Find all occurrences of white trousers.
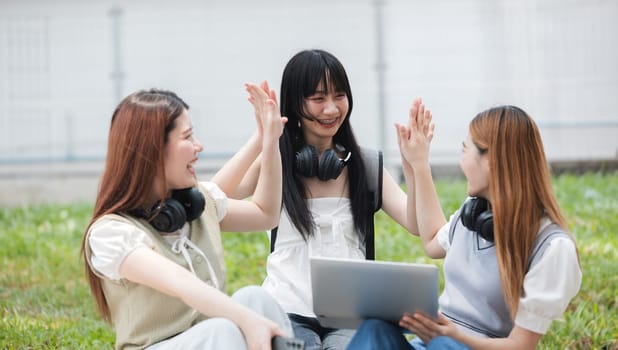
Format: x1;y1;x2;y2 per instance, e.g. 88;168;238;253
148;285;292;350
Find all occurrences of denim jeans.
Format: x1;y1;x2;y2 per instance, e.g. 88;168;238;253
346;319;470;350
289;313;355;350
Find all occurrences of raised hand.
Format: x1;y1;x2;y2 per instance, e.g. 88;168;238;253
245;81;287;142
395;97;434;170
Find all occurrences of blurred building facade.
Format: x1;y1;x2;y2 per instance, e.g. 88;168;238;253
1;0;617;170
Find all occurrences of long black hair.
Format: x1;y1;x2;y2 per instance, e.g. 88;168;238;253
279;49;372;243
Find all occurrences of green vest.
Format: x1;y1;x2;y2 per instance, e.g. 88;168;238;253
84;184;226;350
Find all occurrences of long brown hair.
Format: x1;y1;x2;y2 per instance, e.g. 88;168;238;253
469;105;572;319
80;89;188;322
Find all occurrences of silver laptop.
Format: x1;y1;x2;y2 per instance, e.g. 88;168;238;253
310;256;439;329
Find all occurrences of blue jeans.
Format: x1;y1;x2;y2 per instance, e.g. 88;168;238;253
346;319;470;350
289;314;355;350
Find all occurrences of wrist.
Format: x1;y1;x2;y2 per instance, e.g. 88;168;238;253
411;162;431;175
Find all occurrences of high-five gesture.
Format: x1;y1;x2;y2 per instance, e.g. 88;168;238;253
245;81;286;143
395;97;445;259
395;97;435;169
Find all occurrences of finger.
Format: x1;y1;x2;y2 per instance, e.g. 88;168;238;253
414;312;441;337
395;123;404;147
246;82;259;92
409;103;418;128
270;89;278;104
416;103;425;130
399;313;415;327
436;312;449;324
261;80;269;93
261;81;276;102
401;315;430;339
395;124;409;147
246;83;269;100
423;109;432;134
412;97;422;110
428;123;435;142
248;96;256;106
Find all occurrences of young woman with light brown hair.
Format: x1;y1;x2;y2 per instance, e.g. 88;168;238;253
80;86;293;350
347;103;582;350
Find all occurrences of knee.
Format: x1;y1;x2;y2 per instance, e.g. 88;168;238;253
191;318;246;349
232;285;292;334
357;318;398;335
232;285;281;312
348;319;403;349
206;318;243;338
232;285;269;304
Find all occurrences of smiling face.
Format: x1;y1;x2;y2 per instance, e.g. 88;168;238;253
301;79;349;148
162;110;203;192
460;133;490;200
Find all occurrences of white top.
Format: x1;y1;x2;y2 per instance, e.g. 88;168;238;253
88;181;227;284
262;197;364;317
436;215;582;335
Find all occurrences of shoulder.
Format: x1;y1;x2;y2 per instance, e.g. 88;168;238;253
517;222;581;333
530;219;576;264
90;213;138;232
88;214;155;280
198;181;225;199
199;181;228;222
89;213;152;242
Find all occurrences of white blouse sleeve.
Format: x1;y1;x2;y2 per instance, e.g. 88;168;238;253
515;237;582;334
436;212;458;252
200;181;228;222
88;220;154;281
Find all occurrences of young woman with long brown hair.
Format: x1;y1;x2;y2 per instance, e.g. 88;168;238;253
347;103;582;349
80;86;293;350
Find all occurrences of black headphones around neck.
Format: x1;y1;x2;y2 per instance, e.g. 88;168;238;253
295;144;351;181
460;197;494;242
132;187;205;233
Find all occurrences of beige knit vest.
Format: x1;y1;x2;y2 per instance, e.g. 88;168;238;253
84;184;226;350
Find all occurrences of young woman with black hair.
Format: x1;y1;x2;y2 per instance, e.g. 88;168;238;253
216;49;424;350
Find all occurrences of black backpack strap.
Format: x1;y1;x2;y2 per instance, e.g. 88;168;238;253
360;148;383;213
360;148;383;260
270;227;278;253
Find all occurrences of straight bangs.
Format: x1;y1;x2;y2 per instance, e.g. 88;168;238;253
281;50;354;125
301;51;353;118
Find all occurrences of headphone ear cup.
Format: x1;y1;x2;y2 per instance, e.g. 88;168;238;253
151;199;187;232
461;197;494;242
318;149;345;181
295;145;319;177
173;187;206;222
475;210;494;242
461;197;487;231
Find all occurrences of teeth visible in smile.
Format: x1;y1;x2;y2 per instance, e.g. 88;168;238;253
318;118;336;125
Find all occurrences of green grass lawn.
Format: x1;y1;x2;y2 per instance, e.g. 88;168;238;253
1;173;616;349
